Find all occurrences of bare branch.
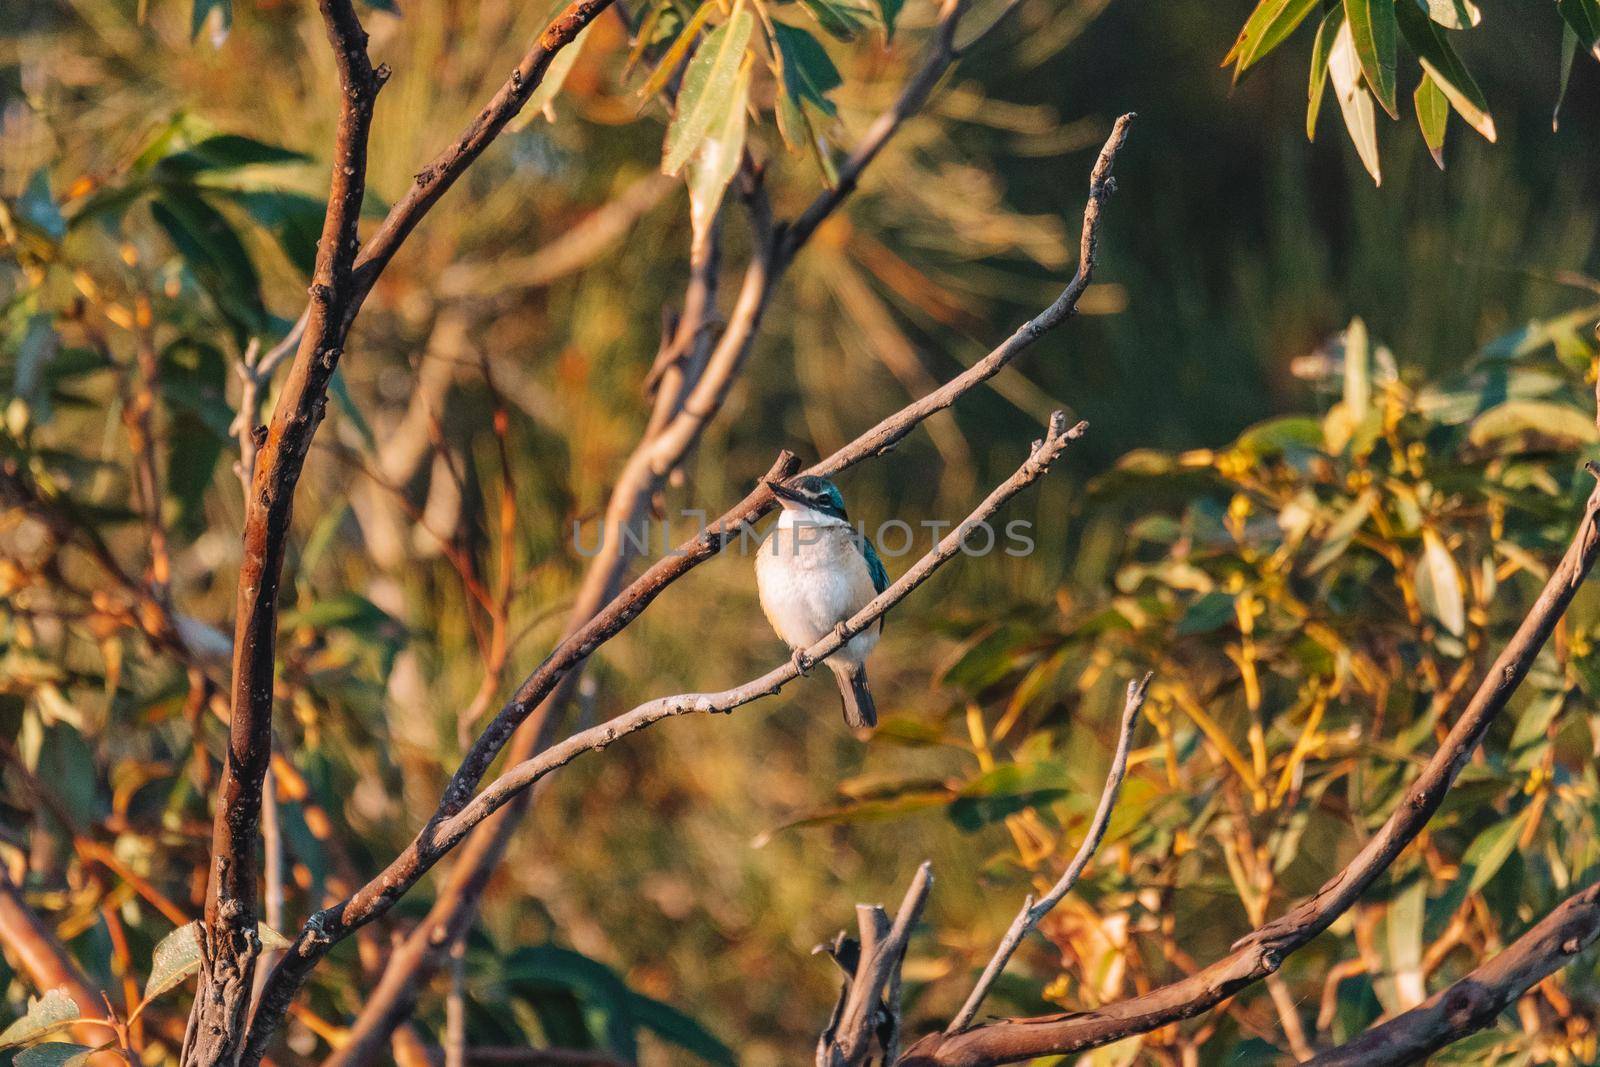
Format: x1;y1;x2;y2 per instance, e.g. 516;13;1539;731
332;415;1082;933
257;108;1132;1059
349;0;616;296
900;467;1600;1065
945;674;1149;1034
824;863;935;1066
190;0;388;1056
1307;880;1600;1067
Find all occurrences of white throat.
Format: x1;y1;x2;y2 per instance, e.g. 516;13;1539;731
777;505;848;529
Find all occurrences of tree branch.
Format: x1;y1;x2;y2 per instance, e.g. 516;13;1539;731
900;466;1600;1065
252;107;1131;1060
190;0;386;1058
1307;880;1600;1067
348;0;616;297
822;862;935;1067
945;673;1148;1034
251;413;1083;1053
0;866;106;1026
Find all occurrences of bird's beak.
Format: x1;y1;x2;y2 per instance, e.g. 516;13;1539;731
764;478;805;508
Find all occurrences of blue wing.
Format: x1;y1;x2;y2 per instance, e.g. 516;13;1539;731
858;534;890;594
856;535;889;633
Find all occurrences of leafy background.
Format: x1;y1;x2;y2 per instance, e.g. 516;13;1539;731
3;0;1600;1063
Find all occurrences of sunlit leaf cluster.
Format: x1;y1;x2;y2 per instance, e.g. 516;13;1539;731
1228;0;1600;183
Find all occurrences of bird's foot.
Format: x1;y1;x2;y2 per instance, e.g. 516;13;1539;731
833;622;853;643
791;648;814;676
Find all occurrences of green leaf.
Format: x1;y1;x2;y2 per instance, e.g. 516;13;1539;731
626;992;735;1066
1226;0;1321;80
1555;25;1578;132
947;762;1072;832
1343;315;1370;417
1237;416;1325;457
155;134;309;174
1395;0;1496;141
14;1044;104;1067
144;922;204;1003
1343;0;1398;117
1419;0;1480;28
1414;69;1448;169
1416;528;1465;637
941;624;1036;692
1306;5;1345;140
686;61;749;239
0;988;80;1049
874;0;903;39
1328;18;1382;185
223;190;325;276
1557;0;1600;47
1177;592;1236;636
143;921;291;1005
802;0;872;40
1380;873;1426;1012
160;339;229;541
280;593;400;635
18;170;67;242
636;0;719;104
1461;811;1528;896
661;9;754;175
190;0;231;41
773;23;842;114
150;192;267;340
1466;399;1600;453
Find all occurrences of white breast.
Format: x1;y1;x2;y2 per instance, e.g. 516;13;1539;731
756;522;881;664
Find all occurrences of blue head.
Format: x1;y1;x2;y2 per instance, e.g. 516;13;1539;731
767;475;849;522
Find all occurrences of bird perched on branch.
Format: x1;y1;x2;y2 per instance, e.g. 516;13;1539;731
757;475;889;734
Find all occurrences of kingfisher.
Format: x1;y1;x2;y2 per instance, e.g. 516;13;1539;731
756;475;889;734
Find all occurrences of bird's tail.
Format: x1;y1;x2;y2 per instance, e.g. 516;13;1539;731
830;661;877;733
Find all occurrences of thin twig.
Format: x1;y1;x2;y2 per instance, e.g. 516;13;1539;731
945;674;1149;1034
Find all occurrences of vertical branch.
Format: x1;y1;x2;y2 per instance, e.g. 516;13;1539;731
192;0;386;1061
124;316;172;607
445;938;467;1067
821;863;934;1067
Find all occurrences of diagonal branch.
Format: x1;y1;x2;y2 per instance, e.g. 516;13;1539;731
251;108;1132;1059
389;413;1083;870
348;0;615;298
945;673;1148;1034
0;866;107;1031
268;412;1080;1016
1307;879;1600;1067
899;465;1600;1066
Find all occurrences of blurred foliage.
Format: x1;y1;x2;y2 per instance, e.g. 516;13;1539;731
2;0;1600;1063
